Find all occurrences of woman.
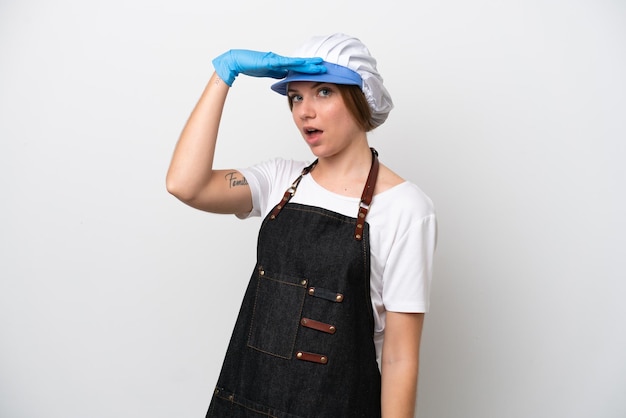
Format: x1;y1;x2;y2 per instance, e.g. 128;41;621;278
167;33;437;418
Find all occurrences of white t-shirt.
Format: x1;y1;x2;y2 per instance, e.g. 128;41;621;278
238;158;437;363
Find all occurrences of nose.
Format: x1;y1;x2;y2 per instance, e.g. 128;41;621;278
297;98;316;120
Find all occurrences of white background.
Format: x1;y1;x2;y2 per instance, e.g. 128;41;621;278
1;1;625;417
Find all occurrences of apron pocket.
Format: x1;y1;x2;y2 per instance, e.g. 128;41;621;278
247;267;307;359
208;387;279;417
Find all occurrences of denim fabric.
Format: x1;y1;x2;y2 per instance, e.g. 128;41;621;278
206;203;381;418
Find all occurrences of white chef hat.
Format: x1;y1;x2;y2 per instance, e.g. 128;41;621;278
271;33;394;128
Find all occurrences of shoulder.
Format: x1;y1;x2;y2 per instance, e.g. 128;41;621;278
373;163;434;217
240;157;310;187
373;163;404;195
369;177;436;239
373;181;434;220
243;157;309;178
237;157;312;218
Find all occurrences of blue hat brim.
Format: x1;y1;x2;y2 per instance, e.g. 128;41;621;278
271;61;362;95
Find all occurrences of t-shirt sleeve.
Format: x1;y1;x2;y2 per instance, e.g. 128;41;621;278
382;212;437;313
236;158;308;220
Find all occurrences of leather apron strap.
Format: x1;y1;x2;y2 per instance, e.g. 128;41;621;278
269;147;380;241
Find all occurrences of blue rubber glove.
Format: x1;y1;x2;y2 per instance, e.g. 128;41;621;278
212;49;326;86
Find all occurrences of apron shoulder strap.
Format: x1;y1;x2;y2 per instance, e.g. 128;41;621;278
269;159;318;220
269;148;380;242
354;148;379;240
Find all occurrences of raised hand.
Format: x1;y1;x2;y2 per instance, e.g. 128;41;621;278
212;49;326;86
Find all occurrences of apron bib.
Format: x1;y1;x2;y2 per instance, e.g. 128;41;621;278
207;149;381;418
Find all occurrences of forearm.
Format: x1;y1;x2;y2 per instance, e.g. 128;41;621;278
381;359;419;418
166;72;230;201
380;312;424;418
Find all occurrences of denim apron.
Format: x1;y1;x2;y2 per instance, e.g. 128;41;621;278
206;149;381;418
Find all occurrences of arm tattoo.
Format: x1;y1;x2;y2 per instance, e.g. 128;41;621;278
225;172;248;188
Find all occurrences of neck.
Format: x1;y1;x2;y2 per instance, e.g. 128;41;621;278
315;140;372;175
310;144;375;197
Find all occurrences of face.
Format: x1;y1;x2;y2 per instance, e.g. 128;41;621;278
287;81;366;158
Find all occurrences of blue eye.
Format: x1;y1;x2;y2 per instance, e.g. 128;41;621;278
318;88;331;97
289;94;303;103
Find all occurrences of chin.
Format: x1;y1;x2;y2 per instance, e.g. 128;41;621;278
306;144;328;158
